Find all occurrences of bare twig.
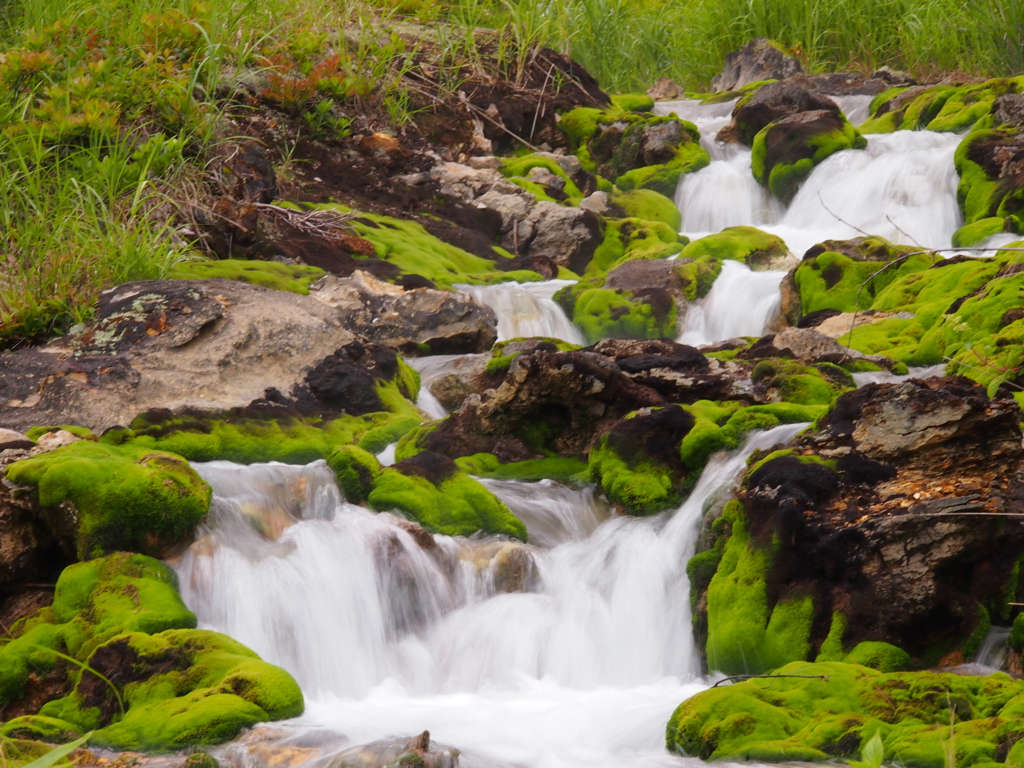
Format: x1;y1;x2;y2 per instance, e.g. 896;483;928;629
253;203;359;241
711;673;829;688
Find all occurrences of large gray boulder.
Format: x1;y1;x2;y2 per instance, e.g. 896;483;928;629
711;38;802;93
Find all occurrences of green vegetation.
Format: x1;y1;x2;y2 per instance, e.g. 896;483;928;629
0;553;303;752
368;464;528;540
667;660;1024;767
6;442;211;559
169;260;327;294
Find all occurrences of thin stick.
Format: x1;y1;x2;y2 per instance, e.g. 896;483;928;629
711;673;828;688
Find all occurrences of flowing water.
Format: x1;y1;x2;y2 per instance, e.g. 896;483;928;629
176;425;806;768
660;98;966;343
456;280;585;345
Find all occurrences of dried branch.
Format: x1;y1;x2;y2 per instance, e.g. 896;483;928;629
711;673;829;688
253;203;359;242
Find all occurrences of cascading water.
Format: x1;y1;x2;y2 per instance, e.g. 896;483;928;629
175;424;806;768
456;280;585;345
660;97;967;344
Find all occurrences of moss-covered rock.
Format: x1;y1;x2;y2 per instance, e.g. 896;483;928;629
367;452;527;540
6;443;211;560
561;285;678;344
100;348;424;464
955;128;1024;226
667;660;1024;767
559;104;709;195
609;189;683;231
750;359;853;405
587;217;688;275
751;110;867;203
680;226;792;271
860;77;1024;135
453;453;589;484
951;217;1018;247
0;553;303;752
326;445;382;504
169;260;326;294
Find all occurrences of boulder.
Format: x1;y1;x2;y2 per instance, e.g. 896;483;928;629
711;38;802;93
308;271;498;355
719;80;840;146
691;377;1024;675
425;354;492;412
751;109;867;203
518;201;604;273
955;126;1024;225
647;77;686;101
767;327;897;369
0;280;360;432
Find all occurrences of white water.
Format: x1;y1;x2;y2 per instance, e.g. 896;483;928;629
176;424;806;768
406;354;484;420
678;260;785;345
653;96;968;350
457;280;585;345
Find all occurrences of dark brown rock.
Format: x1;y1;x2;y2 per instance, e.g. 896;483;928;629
720;80;840;146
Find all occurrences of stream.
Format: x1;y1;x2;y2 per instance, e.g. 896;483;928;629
169;98;1000;768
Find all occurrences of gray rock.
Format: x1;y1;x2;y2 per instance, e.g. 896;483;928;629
648;77;686;100
0;428;33;451
578;191;620;217
0;279;357;432
711;38;802;93
772;326;897;369
309;271;498;356
519;202;604;273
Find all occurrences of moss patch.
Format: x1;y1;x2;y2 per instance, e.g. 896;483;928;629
6;443;211;560
667;660;1024;767
680;226;790;269
168;259;326;294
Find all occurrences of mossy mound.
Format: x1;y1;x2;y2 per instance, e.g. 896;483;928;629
680;226;791;270
0;737;56;767
325;444;381;504
486;337;584;376
6;442;211;560
559;104;710;195
751;111;867;203
169;259;326;294
609;189;683;231
588;217;688;275
952;217;1019;247
560;285;678;344
860;77;1024;134
667;660;1024;767
366;452;527;540
751;359;853;405
0;553;303;752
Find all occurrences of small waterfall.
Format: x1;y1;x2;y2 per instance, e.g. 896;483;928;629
678;260;785;346
675;151;783;235
974;627;1012;671
406;354;482;420
176;424;806;768
769;130;963;255
457;280;585;344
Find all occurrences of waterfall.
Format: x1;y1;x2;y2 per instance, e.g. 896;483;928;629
457;280;585;345
175;424;806;768
678;260;785;345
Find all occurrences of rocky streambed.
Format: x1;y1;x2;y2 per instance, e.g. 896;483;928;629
3;35;1024;768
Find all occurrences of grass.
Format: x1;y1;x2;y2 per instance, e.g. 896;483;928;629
0;0;1020;349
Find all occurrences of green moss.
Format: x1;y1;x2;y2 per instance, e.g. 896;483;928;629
679;226;790;269
367;467;527;541
751;359;852;406
24;425;95;441
101;375;423;464
704;500;772;674
6;443;211;560
587;217;686;274
611;93;655;112
588;433;680;516
614;139;710;197
1010;613;1024;653
846;641;912;672
761;595;815;672
667;660;1024;767
815;611;848;662
326;445;381;504
501;154;584;204
610;188;682;230
956;129;1024;226
0;738;54;768
751;114;867;203
454;453;589;484
952;217;1011;247
168;259;326;294
568;286;677;344
0;553;303;753
963;606;992;661
280;202;541;287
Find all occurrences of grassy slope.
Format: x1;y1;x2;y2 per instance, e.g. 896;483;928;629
0;0;1021;350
